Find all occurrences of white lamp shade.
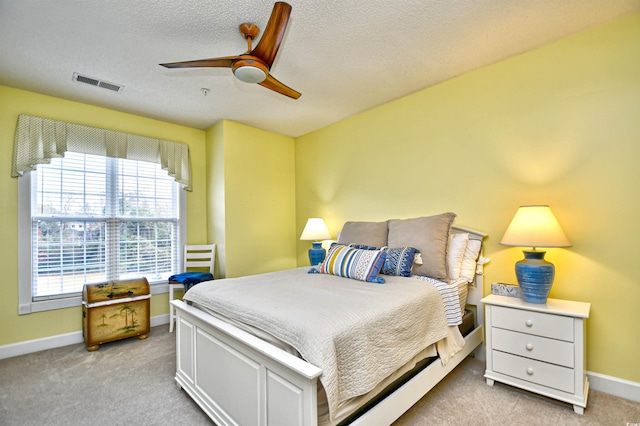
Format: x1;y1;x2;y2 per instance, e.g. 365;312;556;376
500;205;571;248
300;218;331;241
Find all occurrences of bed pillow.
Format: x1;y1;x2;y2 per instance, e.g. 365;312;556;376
319;244;387;283
460;239;482;282
387;212;456;280
447;232;469;282
337;221;388;247
352;244;419;277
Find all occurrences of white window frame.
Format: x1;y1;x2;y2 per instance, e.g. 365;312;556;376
17;164;187;315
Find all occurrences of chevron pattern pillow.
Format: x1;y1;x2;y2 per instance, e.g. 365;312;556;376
381;246;419;277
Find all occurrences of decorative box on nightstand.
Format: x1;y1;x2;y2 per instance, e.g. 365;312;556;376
481;294;591;414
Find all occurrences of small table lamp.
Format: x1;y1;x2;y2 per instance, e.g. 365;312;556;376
500;205;571;303
300;218;332;265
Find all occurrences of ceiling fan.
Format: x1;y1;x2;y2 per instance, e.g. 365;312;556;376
160;2;300;99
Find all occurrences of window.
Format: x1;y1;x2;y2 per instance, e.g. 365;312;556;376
18;151;185;314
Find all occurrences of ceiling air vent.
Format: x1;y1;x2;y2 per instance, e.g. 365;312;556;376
73;73;124;92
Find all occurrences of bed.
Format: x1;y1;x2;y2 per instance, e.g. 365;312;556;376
171;214;487;426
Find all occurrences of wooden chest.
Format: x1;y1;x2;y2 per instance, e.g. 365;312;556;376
82;278;151;351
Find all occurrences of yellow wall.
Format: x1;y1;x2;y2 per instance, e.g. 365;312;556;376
205;121;227;277
208;120;297;278
295;14;640;383
0;85;208;345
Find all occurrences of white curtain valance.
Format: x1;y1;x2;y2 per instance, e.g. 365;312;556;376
11;114;192;191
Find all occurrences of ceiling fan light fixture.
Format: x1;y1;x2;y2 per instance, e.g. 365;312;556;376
233;65;267;83
160;2;299;98
232;58;269;84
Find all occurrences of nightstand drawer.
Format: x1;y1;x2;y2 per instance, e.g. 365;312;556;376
492;350;574;393
492;306;574;341
492;328;574;367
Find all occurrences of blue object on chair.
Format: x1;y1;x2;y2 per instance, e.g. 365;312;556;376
168;272;213;291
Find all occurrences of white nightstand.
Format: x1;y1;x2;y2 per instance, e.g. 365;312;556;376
482;294;591;414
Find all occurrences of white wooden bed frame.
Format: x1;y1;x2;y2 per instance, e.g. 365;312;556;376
171;225;487;426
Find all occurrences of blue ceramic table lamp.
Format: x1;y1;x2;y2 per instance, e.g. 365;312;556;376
300;218;332;266
500;205;571;304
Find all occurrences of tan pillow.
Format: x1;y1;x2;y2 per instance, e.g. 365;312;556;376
387;212;456;280
337;221;388;247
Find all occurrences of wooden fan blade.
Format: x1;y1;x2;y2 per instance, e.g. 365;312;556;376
259;74;301;99
250;2;292;67
160;56;240;68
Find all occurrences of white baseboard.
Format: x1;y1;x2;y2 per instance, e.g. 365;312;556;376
587;370;640;403
1;317;638;405
0;314;170;360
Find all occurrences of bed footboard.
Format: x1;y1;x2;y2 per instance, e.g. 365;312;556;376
172;300;322;426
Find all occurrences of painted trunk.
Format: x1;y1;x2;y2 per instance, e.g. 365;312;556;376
82;278;151;351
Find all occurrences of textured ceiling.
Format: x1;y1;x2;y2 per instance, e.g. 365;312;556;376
1;1;639;137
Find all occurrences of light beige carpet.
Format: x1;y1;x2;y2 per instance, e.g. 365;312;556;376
0;325;638;425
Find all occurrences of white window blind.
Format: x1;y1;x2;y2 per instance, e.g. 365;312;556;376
29;151;180;302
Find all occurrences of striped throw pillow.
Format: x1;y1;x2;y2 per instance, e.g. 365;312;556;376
320;244;387;283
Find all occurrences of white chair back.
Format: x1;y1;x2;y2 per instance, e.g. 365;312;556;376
183;244;215;274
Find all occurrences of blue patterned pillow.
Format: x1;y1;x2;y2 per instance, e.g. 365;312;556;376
319;244;387;283
351;244;419;277
382;246;419;277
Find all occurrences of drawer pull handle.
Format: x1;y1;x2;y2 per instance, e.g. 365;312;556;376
526;367;534;375
526;343;533;351
525;319;533;327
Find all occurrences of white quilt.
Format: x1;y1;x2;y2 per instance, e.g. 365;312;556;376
184;267;449;421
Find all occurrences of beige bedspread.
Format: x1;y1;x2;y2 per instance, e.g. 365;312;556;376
184;267;449;422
